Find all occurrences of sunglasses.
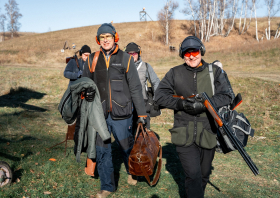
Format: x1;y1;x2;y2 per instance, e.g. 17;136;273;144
99;35;113;41
128;52;138;56
184;49;200;57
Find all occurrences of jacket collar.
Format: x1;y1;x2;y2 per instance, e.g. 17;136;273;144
100;44;119;56
183;59;207;72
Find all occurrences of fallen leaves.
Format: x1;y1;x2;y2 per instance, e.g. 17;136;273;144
44;191;52;195
49;158;56;162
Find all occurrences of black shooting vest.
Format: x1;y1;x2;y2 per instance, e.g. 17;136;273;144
171;61;217;149
91;48;132;120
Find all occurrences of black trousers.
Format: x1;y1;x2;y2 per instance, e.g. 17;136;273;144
176;144;215;198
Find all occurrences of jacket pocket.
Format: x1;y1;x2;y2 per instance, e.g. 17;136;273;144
111;79;132;118
197;121;217;149
169;125;192;147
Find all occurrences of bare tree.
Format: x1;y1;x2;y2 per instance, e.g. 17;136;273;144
253;0;259;41
0;7;7;41
5;0;22;38
264;0;280;40
157;0;179;45
224;0;238;37
0;14;6;41
182;0;198;36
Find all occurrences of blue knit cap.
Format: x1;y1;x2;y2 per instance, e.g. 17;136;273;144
97;23;116;38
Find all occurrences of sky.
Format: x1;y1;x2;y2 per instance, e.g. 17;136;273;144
0;0;278;33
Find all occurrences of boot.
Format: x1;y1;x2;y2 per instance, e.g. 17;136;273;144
85;157;96;176
127;175;137;185
95;190;112;198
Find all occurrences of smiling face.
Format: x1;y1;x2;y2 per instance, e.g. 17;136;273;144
184;49;202;68
99;33;115;52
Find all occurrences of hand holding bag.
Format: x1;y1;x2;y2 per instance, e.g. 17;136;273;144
128;123;162;186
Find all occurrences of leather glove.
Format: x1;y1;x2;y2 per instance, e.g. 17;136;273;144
77;70;83;78
85;87;95;102
137;117;147;126
182;97;206;115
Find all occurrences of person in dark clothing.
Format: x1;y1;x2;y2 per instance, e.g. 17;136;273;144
125;42;160;129
154;36;233;198
82;23;147;198
64;45;91;87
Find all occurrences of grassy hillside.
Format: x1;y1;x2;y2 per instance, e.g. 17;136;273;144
0;17;280;68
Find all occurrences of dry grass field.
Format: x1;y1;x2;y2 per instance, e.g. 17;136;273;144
0;18;280;197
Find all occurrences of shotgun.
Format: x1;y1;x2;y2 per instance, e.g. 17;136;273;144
199;92;259;176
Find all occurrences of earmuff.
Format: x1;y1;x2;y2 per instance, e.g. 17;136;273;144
95;32;119;45
126;42;142;55
179;36;206;58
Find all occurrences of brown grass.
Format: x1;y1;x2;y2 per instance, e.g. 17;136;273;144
0;17;280;67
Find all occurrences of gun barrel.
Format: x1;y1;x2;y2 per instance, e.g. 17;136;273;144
201;92;259;176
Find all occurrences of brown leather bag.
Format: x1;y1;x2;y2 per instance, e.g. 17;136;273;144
128;123;162;186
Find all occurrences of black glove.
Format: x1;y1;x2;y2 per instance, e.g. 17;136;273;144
137;117;147;126
85;87;95;102
182;97;206;115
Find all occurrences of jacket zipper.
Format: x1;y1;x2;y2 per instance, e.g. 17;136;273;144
102;51;112;112
193;71;197;143
112;100;126;108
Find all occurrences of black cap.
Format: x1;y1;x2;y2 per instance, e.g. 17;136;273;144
181;36;202;53
79;45;91;56
125;42;140;53
179;36;205;58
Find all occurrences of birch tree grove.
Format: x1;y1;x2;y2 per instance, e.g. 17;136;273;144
157;0;179;45
182;0;280;42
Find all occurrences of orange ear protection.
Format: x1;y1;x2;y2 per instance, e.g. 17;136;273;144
95;36;100;45
114;32;119;42
95;32;119;45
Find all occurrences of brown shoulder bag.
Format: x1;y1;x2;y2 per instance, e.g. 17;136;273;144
128;123;162;186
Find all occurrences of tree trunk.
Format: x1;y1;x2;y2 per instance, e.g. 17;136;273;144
225;0;237;37
241;0;248;34
254;1;259;41
239;0;244;34
165;5;169;45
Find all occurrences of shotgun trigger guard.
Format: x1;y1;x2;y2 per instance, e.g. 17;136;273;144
195;94;203;102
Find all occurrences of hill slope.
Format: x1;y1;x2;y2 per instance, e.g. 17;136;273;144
0;18;280;71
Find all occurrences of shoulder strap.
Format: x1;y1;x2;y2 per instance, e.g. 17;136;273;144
209;63;215;95
88;51;100;73
145;62;151;82
74;56;80;69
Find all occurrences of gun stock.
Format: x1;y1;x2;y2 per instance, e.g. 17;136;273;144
204;100;223;127
66;56;74;64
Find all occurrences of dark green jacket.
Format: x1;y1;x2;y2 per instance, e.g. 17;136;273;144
155;60;233;149
58;77;111;162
